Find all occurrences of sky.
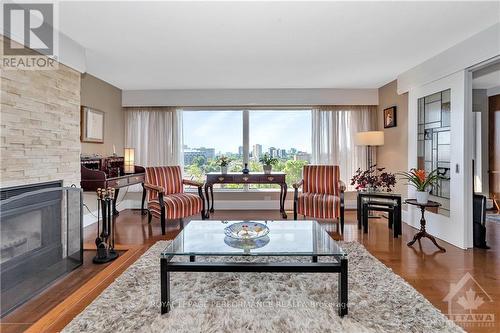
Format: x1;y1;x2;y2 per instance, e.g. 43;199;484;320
183;110;311;154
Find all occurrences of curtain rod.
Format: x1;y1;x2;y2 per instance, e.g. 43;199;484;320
123;105;378;110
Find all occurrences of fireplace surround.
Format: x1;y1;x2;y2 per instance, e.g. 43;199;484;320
0;181;83;316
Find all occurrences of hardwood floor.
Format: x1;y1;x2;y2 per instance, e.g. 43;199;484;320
1;209;499;333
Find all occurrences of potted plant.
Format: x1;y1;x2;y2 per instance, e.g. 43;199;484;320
259;153;278;175
399;168;441;204
350;165;396;192
216;156;231;174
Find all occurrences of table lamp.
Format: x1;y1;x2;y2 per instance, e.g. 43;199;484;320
124;148;135;174
355;131;384;169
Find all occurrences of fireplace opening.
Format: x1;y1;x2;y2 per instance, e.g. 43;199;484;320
0;181;83;317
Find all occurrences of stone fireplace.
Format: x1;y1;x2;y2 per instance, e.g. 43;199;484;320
0;181;83;316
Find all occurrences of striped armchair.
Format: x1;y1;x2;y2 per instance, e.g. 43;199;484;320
293;165;346;233
141;166;205;235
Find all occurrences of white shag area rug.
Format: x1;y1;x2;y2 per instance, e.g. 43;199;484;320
63;241;464;333
486;214;500;223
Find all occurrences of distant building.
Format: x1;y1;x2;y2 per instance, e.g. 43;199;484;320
289;148;297;155
252;144;262;160
184;147;215;165
278;149;287;158
294;151;311;162
238;146;244;156
268;147;277;158
198;147;215;160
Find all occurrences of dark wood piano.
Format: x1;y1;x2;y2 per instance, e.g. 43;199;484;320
80;156;145;215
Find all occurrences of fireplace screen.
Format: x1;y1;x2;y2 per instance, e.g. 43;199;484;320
0;183;82;316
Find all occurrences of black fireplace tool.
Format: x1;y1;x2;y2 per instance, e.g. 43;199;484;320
93;187;119;264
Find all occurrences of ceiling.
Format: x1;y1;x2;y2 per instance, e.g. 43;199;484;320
59;1;500;90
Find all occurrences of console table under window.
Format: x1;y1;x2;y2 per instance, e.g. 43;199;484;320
204;172;287;218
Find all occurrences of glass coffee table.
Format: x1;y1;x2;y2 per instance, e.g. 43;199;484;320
160;220;348;316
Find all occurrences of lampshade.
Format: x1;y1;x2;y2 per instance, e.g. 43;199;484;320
355;131;385;146
124;148;135;174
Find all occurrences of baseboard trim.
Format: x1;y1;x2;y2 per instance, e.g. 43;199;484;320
83;199;144;227
211;199;358;210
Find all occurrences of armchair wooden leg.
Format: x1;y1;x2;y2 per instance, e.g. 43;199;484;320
148;211;152;224
340;209;345;235
293;201;298;220
141;184;147;215
198;187;206;220
160;208;166;235
179;218;184;229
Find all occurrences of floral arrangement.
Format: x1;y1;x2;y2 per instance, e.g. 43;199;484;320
350;165;397;192
399;168;440;192
215;156;231;167
259;153;278;166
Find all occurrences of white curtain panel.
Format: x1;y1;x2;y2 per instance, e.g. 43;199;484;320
125;107;183;167
311;106;377;188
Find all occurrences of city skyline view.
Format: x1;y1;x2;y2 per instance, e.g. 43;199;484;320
183;110;312;155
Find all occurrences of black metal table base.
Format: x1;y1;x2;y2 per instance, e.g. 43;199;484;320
160;256;348;317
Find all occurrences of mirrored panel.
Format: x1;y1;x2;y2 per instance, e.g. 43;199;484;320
417;89;451;216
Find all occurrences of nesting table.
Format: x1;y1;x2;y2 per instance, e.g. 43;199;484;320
357;192;402;237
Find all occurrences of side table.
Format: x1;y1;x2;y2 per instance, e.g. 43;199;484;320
406;199;446;252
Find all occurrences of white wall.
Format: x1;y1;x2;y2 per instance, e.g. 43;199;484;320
398;23;500;94
122;88;378;107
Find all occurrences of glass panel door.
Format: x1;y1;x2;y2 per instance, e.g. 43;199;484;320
417;89;451;216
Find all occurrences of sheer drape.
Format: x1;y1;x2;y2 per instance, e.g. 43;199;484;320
125;107;183;167
312;106;377;189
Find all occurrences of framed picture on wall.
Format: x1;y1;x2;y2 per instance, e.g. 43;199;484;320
81;106;104;143
383;106;397;128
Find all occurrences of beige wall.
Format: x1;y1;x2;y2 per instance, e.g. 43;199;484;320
377;80;408;197
81;73;124;156
1;36;81;187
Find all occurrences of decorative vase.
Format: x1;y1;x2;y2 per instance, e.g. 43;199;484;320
220;166;228;174
263;165;272;175
242;163;249;174
416;190;429;204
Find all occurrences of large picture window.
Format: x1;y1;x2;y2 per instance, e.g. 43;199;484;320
182;109;312;189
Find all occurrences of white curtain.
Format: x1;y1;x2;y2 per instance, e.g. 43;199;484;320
125;107;183;167
312;105;377;189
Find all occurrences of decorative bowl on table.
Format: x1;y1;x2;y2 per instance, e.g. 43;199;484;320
224;222;269;240
224;235;270;251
